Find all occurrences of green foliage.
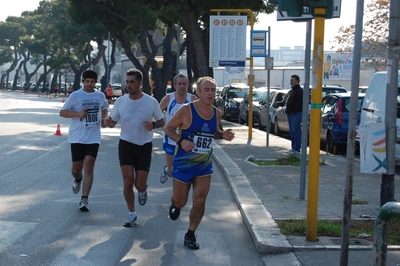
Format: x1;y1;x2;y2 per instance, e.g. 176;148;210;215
277;218;400;245
277;219;345;237
249;155;326;166
331;0;389;70
352;200;368;205
1;0;276;92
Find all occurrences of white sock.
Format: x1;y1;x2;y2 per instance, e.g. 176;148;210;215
129;211;137;218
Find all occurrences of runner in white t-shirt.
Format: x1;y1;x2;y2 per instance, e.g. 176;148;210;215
158;73;197;184
60;70;109;212
105;69;165;227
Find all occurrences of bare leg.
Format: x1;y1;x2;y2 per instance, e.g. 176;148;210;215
135;170;149;192
188;175;211;231
71;160;83;180
165;154;174;176
121;165;136;212
171;179;191;208
81;155;96;197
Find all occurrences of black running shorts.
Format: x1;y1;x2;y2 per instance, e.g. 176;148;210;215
70;143;100;162
118;139;152;171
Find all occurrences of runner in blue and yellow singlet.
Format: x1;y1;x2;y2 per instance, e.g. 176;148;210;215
163;76;235;250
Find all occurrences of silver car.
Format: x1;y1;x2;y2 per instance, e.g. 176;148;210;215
112;83;124;98
257;89;290;133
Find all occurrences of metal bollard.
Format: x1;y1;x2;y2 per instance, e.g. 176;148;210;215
372;202;400;265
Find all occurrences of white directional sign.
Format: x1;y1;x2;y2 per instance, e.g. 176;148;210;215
277;0;341;21
209;15;247;68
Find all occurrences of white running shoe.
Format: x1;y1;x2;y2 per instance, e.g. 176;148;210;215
72;179;81;194
138;190;148;206
79;198;89;212
123;214;137;227
160;165;168;184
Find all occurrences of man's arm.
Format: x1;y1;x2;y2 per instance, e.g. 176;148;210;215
60;109;87;120
159;94;170;112
163;106;185;142
212;108;235;141
163;105;194;152
101;109;108;128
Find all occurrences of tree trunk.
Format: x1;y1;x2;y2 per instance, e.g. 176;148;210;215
172;0;209;78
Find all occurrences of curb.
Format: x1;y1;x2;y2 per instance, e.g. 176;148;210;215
213;144;400;254
213;145;292;254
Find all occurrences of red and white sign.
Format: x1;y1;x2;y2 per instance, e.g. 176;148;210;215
209;15;247;68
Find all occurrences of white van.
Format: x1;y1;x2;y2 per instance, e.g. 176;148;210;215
360;71;400;160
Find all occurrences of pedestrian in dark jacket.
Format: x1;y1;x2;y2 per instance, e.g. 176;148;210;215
285;74;303;154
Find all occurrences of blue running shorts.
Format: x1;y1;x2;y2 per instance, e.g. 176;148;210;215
171;164;213;184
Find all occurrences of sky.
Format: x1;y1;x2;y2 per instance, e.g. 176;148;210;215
1;0;373;50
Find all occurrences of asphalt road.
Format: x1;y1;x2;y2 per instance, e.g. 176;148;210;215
0;91;266;266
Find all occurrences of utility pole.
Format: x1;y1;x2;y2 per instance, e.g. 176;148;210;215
305;6;325;241
299;20;312;200
381;0;400;206
340;1;364;265
265;27;272;146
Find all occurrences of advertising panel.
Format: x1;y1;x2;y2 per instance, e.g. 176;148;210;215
323;53;353;81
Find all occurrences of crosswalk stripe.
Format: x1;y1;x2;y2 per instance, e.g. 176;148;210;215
50;226;132;266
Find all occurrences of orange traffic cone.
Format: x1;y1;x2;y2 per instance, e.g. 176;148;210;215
54;124;62;135
38;93;40;97
49;95;52;100
61;98;65;103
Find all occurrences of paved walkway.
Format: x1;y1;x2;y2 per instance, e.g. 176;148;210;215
214;121;400;265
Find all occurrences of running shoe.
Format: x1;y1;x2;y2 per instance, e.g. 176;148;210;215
169;205;181;220
72;179;81;194
160;165;168;184
184;233;200;250
79;198;89;212
138;190;147;206
123;214;137;227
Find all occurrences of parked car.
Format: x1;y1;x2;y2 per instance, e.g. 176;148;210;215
216;83;249;121
112;83;124;98
5;81;21;90
257;89;290;132
360;70;400;160
29;83;37;92
320;92;365;153
308;84;347;105
215;87;223;99
358;86;368;93
273;85;348;136
238;87;270;126
273;91;292;136
320;84;347;96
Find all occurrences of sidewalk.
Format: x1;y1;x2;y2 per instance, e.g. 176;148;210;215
214;121;400;265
